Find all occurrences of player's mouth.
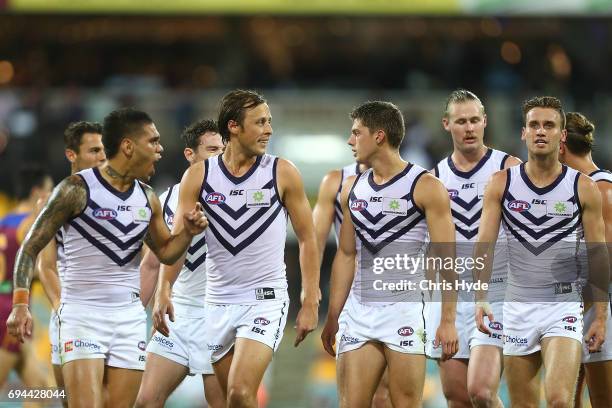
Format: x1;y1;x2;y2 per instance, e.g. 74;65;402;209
464;136;477;143
352;149;357;157
534;139;547;146
257;138;269;146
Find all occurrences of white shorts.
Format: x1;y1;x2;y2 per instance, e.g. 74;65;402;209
204;299;289;363
336;294;425;356
58;302;147;370
146;302;213;375
49;310;61;365
582;297;612;363
503;302;583;356
425;301;504;359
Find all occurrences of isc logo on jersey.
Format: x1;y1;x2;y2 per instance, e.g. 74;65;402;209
205;192;226;205
507;200;531;212
350;199;368;211
93;208;117;220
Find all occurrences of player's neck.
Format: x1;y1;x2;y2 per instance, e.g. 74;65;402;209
370;151;407;183
100;161;136;191
222;145;259;176
566;154;598;175
525;155;563;186
451;145;488;172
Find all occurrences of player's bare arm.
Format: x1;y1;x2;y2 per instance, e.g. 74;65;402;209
152;256;185;337
277;158;321;346
36;239;60;310
142;180;207;265
139;244;160;307
321;176;357;356
312;169;342;262
413;172;459;360
578;174;609;352
472;170;506;335
7;175;87;342
596;180;612;248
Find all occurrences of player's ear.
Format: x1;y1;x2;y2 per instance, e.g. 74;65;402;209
376;130;385;145
184;148;194;163
442;117;450;131
521;127;526;141
65;149;76;164
482;113;487;128
121;137;134;157
560;129;567;143
228;119;240;136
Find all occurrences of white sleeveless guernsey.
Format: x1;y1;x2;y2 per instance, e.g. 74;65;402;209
62;167;150;307
589;169;612;184
348;163;429;304
333;163;361;245
159;184;207;308
502;164;584;302
201;154;288;304
434;148;510;300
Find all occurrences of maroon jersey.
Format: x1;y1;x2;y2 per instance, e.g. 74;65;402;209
0;212;30;352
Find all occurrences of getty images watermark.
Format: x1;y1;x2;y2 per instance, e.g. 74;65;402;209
370;253;489;292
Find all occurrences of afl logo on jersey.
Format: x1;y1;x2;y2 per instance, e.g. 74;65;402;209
489;321;503;331
205;192;226;205
254;317;270;326
507;200;531;212
397;326;414;336
93;208;117;220
350;199;368;212
447;189;459;199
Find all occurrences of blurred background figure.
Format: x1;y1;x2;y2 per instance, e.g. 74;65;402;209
0;165;53;390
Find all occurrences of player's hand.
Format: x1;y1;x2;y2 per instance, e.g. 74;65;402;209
320;317;339;357
584;316;606;353
6;305;32;343
152;293;175;337
294;302;318;347
435;320;459;361
183;202;208;236
475;301;494;335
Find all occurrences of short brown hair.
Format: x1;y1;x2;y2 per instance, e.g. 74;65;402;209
181;119;219;150
522;96;566;129
565;112;595;155
218;90;266;144
350;101;405;149
64;121;103;152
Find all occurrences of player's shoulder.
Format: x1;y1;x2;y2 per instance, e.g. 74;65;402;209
577;170;599;191
275;157;302;180
320;169;343;189
500;153;522;169
489;168;509;184
413;171;445;195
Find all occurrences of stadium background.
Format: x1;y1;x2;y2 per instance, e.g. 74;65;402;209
1;1;611;406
